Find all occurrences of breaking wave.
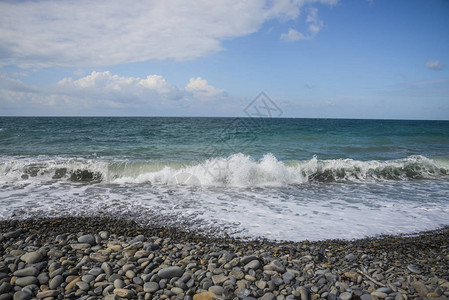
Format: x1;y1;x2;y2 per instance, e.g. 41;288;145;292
0;154;448;186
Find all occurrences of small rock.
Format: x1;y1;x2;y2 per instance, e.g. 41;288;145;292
263;260;285;273
36;290;59;299
113;288;135;299
371;292;388;298
144;282;159;293
340;292;352;300
193;292;216;300
344;253;357;261
261;293;276;300
78;234;96;245
212;274;228;285
158;266;184;279
15;276;37;287
407;265;422;274
209;285;224;295
411;281;428;297
20;251;44;264
4;230;22;239
237;288;251;298
13;267;39;277
13;291;30;300
244;260;260;270
49;274;64;289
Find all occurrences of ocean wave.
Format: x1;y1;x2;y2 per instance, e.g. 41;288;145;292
0;154;448;186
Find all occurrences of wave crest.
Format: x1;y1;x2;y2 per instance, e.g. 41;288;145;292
0;154;447;186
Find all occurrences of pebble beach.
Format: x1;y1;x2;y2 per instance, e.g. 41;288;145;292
1;217;448;300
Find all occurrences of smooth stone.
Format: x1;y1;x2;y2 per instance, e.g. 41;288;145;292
256;280;267;289
371;292;388;298
70;243;91;250
82;275;96;283
282;272;295;284
65;277;81;290
101;262;113;276
78;234;96;245
114;279;125;289
13;267;39;277
212;274;228;285
263;260;285;273
361;294;371;300
15;276;37;287
237;288;251;298
36;290;59;299
49;274;64;289
144;282;159;293
376;287;393;294
344;253;357;261
244;260;260;270
299;286;309;300
90;252;108;262
4;230;22;239
407;265;422;274
223;285;234;298
411;281;429;297
171;287;184;295
193;292;215;300
261;293;276;300
240;256;258;265
0;282;12;294
157;266;184;279
340;292;352;300
209;285;224;295
76;281;91;291
99;231;109;239
13;291;30;300
20;251;44;264
88;267;103;276
229;270;244;280
113;288;134;299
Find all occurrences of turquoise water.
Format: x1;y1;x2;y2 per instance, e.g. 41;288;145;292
1;117;448;240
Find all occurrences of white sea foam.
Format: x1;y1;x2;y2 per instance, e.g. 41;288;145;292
1;154;448;241
1;153;447;186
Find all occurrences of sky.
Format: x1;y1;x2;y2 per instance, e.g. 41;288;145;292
0;0;448;119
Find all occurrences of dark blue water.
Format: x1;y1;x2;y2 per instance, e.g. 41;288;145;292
1;117;448;240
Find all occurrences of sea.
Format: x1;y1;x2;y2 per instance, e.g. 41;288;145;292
1;116;448;241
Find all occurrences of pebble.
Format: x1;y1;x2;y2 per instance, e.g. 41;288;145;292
13;291;30;300
407;265;422;274
20;251;44;264
144;282;159;293
78;234;96;245
113;288;134;298
13;267;39;277
14;276;37;287
157;266;184;279
1;217;448;300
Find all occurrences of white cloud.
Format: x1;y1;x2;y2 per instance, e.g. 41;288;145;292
185;77;224;97
0;71;230;115
280;7;324;42
281;29;306;42
426;60;445;70
0;0;336;68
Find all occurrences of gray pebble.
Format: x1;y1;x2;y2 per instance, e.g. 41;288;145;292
143;282;159;293
49;274;64;289
157;266;184;279
78;234;96;245
15;276;37;287
13;291;30;300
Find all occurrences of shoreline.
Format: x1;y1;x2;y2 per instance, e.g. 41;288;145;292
1;216;448;300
